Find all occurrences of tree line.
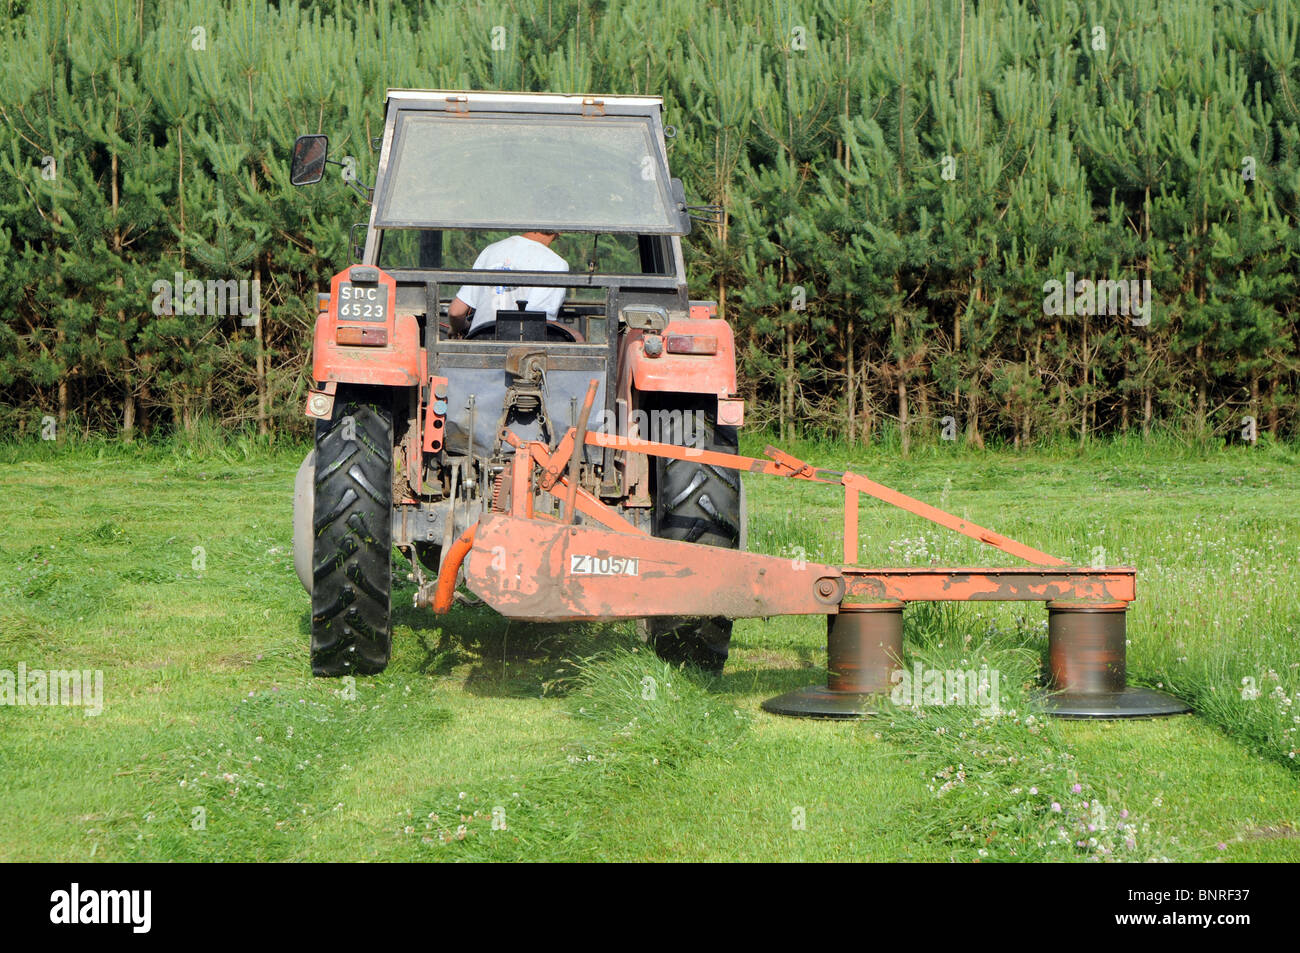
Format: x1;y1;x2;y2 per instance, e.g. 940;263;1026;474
1;0;1296;447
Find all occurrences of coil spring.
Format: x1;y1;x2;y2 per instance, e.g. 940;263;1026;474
513;393;541;414
491;468;506;512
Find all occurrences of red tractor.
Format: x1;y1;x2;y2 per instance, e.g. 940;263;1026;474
290;90;746;677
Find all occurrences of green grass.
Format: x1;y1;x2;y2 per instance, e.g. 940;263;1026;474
0;435;1298;861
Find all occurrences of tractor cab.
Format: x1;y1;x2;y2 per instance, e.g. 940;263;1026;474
290;91;746;678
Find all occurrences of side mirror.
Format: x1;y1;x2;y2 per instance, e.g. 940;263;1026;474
290;134;329;186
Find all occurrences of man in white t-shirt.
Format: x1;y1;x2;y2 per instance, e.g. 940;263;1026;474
448;231;569;335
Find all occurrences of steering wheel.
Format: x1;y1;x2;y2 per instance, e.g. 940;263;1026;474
463;321;581;343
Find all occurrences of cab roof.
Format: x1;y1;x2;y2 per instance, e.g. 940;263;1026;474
384;89;665;117
373;89;686;234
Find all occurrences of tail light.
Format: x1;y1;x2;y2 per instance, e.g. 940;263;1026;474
665;334;718;355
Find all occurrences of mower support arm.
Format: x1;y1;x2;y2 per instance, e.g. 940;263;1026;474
583;434;1065;566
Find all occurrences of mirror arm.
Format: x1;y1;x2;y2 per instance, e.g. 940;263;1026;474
320;158;374;203
344;179;373;203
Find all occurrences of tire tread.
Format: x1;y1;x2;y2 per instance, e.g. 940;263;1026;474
310;396;393;677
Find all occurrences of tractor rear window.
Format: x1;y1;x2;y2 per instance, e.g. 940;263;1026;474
375;112;681;233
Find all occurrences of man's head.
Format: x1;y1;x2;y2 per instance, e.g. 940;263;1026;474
522;230;560;246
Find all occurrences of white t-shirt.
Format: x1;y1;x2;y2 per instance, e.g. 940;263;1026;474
454;235;569;333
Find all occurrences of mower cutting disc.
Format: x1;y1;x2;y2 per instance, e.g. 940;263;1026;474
761;685;890;719
1035;687;1191;719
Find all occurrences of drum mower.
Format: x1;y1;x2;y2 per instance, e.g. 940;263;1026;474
427;411;1190;719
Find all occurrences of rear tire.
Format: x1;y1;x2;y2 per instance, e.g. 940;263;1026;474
292;450;316;593
641;401;742;674
310;390;394;677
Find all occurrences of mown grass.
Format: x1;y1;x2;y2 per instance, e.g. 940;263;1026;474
0;434;1297;861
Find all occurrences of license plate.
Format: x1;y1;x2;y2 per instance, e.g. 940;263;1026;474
337;282;388;322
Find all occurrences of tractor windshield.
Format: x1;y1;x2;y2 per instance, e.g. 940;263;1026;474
373;111;683;234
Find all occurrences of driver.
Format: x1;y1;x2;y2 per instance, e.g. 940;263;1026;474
448;230;569;335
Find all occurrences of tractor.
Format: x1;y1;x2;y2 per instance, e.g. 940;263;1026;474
290;90;745;678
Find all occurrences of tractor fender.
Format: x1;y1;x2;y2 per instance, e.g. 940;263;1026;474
311;266;422;387
293;450;314;593
622;317;740;422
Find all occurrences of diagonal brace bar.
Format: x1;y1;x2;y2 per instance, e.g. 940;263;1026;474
584;434;1066;565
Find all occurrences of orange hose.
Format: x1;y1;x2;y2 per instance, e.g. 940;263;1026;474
433;523;478;613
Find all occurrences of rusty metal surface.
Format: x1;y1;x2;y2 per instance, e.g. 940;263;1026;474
1040;602;1191;718
586;430;808;474
312;267;421;386
422;375;448;453
542;476;646;534
825;605;904;693
456;514;1135;621
335;325;388;346
456;514;1139;620
583;436;1067;566
843;485;859;564
1047;602;1127;694
462;514;843;621
843;567;1136;603
501;432;645;534
511;445;533;520
626;316;738;397
764;605;904;718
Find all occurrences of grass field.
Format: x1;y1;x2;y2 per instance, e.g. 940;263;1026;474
1;435;1298;861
